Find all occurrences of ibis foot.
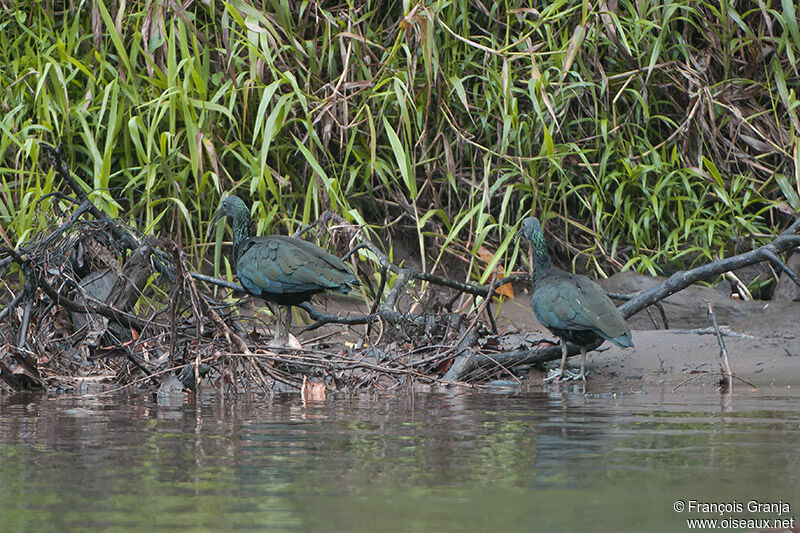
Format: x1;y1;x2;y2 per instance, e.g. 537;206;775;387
544;367;586;383
544;367;565;383
566;368;587;381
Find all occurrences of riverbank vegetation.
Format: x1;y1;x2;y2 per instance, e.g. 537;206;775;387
3;0;798;278
1;1;799;392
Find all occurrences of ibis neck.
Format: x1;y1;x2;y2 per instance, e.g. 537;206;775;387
531;233;554;287
231;211;251;258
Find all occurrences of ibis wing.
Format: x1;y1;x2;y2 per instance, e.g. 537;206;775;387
237;236;355;295
570;276;631;344
532;274;631;346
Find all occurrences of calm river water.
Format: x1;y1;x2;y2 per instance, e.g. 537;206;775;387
1;384;798;532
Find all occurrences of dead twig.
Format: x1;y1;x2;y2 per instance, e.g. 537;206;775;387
707;301;733;392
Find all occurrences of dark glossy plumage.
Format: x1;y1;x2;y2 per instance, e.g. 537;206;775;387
210;196;360;307
521;217;632;381
530;269;633;349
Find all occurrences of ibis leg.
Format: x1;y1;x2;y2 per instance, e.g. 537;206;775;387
560;346;588;381
266;302;283;341
575;346;587;381
285;305;293;334
544;338;570;382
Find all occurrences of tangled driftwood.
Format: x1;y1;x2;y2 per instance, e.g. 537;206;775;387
1;144;799;394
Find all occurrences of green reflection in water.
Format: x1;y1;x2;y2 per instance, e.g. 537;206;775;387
0;388;797;532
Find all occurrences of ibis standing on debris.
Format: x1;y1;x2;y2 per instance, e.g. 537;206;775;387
209;196;360;337
520;217;633;382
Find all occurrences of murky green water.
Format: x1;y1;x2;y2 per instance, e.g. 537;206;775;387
1;385;798;532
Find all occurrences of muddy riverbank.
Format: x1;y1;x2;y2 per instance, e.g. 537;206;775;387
492;272;800;391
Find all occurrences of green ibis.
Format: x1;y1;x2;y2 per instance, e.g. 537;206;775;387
209;196;360;337
520;217;633;382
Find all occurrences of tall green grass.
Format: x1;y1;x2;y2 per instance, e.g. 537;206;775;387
1;0;797;289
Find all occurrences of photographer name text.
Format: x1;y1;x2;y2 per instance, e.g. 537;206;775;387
674;499;795;529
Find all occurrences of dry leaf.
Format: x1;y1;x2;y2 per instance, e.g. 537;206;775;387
286;333;303;350
477;245;515;298
301;375;327;404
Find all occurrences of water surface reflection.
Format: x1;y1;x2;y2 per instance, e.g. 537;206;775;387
1;386;798;532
